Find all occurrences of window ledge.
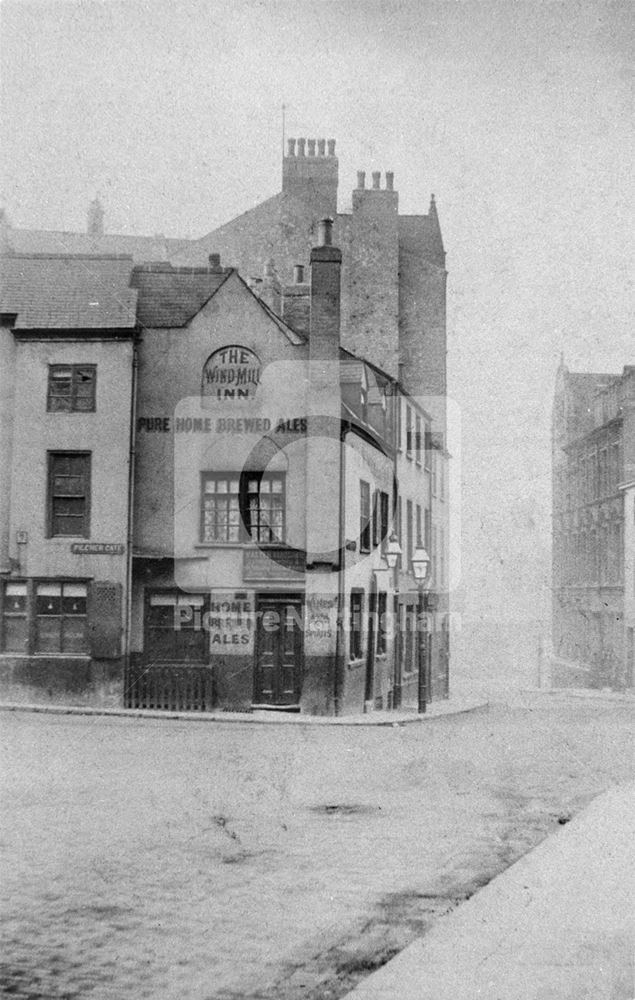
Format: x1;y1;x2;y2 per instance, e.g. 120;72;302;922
0;652;90;659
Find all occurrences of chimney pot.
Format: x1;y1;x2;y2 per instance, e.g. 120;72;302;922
317;218;333;247
317;138;326;156
287;138;296;157
357;171;366;190
297;137;306;156
307;139;316;157
293;264;305;284
327;139;336;156
208;253;221;269
385;171;394;191
372;171;381;190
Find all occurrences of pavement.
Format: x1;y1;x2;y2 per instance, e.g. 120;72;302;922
342;781;635;1000
0;693;486;725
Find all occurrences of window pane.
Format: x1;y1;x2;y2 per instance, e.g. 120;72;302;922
37;616;62;652
52;516;84;536
63;617;87;653
62;592;87;615
4;618;27;653
150;592;178;606
5;582;27;612
49;396;71;412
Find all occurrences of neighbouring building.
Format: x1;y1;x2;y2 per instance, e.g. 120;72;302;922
0;137;450;713
552;360;635;690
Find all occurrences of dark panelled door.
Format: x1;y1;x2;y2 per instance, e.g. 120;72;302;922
254;595;303;706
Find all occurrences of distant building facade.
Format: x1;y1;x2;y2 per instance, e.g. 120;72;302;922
552;361;635;689
0;138;450;713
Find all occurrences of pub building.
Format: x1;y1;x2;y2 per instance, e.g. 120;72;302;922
0;142;450;715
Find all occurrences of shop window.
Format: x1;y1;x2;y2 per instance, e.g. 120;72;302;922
145;591;208;662
35;582;88;653
2;581;28;652
360;481;371;553
201;473;285;544
47;452;91;537
47;365;96;412
376;592;387;655
349;590;364;660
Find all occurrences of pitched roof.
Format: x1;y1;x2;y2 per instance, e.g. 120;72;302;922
131;263;232;327
0;254;137;329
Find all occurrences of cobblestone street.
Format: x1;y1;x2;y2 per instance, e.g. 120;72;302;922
0;693;633;999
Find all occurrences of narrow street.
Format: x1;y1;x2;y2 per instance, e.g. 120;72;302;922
0;693;633;1000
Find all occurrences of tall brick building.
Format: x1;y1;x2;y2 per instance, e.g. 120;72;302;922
552;361;635;689
0;138;450;713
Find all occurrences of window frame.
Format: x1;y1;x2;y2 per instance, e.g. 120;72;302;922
47;364;97;413
47;451;91;539
1;578;91;656
200;471;286;545
35;580;89;654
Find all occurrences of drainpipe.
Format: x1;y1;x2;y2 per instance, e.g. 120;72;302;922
123;330;140;702
334;422;347;714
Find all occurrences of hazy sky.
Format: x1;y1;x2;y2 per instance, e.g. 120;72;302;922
1;0;633;659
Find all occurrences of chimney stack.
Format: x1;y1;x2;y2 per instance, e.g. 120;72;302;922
87;196;104;237
297;137;306;157
327;139;336;156
208;253;222;271
287;138;296;156
317;138;326;156
259;258;281;314
357;171;366;190
293;264;305;284
385;171;394;191
307;139;316;157
309;218;341;364
372;171;381;190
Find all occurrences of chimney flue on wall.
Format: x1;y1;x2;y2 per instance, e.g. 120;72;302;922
317;218;333;247
293;264;305;284
357;171;366;190
372;171;381;190
287;138;296;156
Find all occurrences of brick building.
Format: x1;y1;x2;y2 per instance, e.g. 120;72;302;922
552;360;635;689
0;137;450;713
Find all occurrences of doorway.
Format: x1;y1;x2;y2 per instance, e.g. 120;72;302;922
254;594;303;707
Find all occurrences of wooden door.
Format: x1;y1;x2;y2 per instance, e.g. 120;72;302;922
254;595;303;706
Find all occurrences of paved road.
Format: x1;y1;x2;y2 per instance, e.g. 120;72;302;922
0;693;633;999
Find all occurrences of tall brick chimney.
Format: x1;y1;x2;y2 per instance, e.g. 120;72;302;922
309;218;341;367
303;217;343;711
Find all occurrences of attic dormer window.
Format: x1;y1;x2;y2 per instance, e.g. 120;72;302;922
47;365;96;412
